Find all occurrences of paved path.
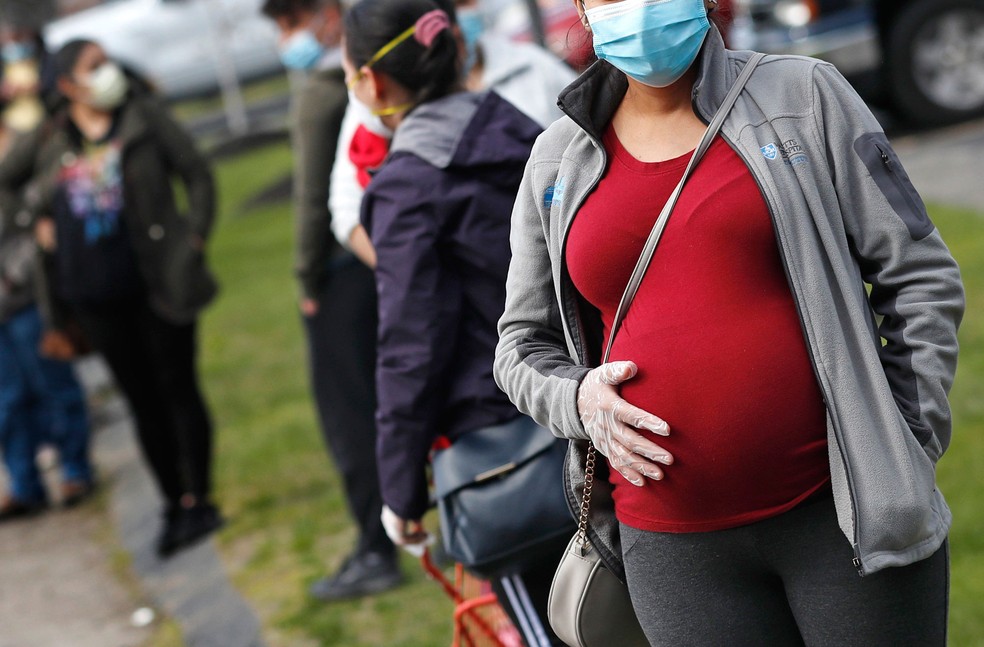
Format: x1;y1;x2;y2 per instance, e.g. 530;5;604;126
893;117;984;213
98;396;266;647
0;485;150;647
0;366;151;647
0;359;266;647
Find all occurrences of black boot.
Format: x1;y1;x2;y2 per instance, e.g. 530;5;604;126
157;502;225;558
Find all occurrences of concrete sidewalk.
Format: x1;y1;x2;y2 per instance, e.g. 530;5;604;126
0;474;151;647
0;358;266;647
0;372;152;647
893;116;984;213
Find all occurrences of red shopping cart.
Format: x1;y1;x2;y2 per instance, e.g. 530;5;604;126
420;549;525;647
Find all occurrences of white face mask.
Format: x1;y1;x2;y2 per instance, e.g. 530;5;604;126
85;62;128;110
347;89;393;138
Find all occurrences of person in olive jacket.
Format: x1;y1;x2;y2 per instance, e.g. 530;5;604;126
261;0;402;601
0;39;221;558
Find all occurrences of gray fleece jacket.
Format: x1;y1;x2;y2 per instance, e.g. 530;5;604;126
494;28;964;579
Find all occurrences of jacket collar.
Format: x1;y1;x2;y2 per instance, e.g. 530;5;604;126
114;98;155;148
557;26;735;142
390;91;485;169
55;96;153;151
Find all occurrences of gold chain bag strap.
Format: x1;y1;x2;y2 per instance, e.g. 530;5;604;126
546;53;766;647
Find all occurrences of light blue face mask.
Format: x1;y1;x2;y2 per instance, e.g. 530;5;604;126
456;8;485;75
586;0;710;88
2;41;37;64
279;29;325;70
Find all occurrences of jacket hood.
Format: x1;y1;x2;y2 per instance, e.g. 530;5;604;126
557;25;737;140
389;90;541;171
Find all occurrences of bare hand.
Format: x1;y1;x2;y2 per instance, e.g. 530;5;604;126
300;298;319;317
35;217;56;252
577;361;673;486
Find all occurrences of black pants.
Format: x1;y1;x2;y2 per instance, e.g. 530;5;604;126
491;542;568;647
621;493;949;646
302;259;392;557
76;299;213;506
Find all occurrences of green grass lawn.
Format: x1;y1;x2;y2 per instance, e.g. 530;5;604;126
201;141;451;647
932;204;984;647
200;141;984;645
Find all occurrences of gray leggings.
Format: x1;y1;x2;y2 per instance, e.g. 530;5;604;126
620;494;948;647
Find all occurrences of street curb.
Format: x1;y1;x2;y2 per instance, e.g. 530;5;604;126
95;397;266;647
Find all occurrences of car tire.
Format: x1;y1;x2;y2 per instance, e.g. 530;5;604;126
885;0;984;125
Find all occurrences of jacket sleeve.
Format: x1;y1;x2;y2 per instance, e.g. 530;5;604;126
0;126;46;226
812;62;964;460
292;78;347;299
143;99;216;241
0;127;64;328
364;162;461;520
493;147;591;442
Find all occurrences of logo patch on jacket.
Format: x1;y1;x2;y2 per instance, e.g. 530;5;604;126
763;140;809;166
544;177;567;209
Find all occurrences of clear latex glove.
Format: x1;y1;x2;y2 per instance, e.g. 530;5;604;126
381;505;434;557
577;361;673;487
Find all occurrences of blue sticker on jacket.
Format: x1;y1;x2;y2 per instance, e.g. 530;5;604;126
554;177;566;204
544;177;566;209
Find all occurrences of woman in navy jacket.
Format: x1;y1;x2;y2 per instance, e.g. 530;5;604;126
343;0;561;642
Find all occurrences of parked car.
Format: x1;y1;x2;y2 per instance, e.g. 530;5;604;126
44;0;281;99
729;0;984;125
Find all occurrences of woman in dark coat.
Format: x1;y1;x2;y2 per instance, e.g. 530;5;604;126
0;39;222;557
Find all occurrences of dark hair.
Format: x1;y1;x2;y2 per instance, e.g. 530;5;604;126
54;38;96;80
429;0;459;26
261;0;337;20
51;38;154;104
344;0;460;107
708;5;730;34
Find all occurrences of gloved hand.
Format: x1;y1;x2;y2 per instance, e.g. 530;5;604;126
381;505;433;557
577;361;673;486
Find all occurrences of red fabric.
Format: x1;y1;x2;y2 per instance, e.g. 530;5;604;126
349;125;390;189
566;126;830;533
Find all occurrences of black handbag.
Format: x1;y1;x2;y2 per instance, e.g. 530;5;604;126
432;415;575;578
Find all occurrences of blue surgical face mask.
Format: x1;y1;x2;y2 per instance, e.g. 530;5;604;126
280;29;325;70
2;40;37;64
586;0;710;88
456;8;485;75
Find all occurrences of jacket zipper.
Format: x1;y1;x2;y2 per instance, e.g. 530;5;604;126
875;142;923;222
716;130;867;578
556;113;609;367
554;109;630;578
693;77;866;576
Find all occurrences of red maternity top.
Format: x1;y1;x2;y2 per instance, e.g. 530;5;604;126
566;125;831;533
